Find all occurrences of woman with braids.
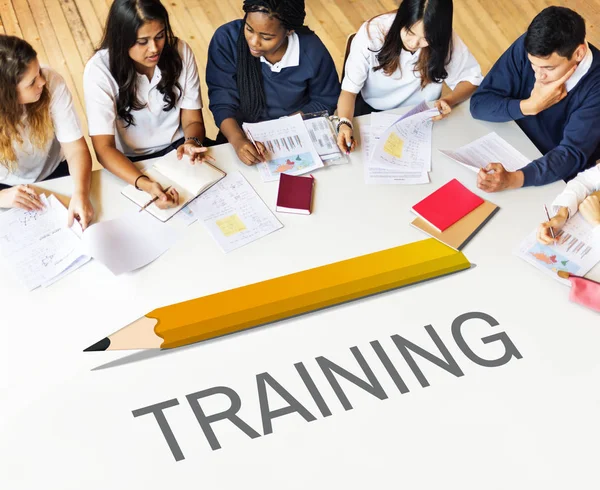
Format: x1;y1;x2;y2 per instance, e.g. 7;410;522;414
84;0;211;209
0;35;94;228
336;0;482;154
206;0;341;166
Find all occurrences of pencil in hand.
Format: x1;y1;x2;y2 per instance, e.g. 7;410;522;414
139;186;172;212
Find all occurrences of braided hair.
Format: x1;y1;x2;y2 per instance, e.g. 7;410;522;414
236;0;309;122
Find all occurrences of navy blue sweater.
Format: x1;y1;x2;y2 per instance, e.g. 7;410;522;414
470;35;600;186
206;20;341;128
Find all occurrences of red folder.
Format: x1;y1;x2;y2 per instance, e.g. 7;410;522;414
412;179;484;232
276;173;314;215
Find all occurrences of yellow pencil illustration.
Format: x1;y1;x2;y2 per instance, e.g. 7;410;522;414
84;239;470;352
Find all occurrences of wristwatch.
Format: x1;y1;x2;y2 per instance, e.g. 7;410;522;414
184;137;203;147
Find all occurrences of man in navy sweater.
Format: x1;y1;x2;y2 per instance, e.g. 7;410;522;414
470;7;600;192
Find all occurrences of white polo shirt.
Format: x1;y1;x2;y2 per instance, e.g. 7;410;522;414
0;68;82;186
83;40;202;157
342;13;483;110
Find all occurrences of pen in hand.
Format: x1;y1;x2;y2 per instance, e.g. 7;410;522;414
544;204;556;242
139;186;172;212
246;130;265;160
346;135;354;155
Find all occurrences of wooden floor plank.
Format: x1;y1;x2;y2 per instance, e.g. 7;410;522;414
0;0;23;38
12;0;48;63
59;0;95;64
43;0;86;107
72;0;105;48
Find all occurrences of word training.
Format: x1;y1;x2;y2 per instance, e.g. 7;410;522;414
132;311;522;461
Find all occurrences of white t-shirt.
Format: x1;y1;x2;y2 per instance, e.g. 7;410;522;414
0;68;82;186
83;40;202;157
342;13;483;110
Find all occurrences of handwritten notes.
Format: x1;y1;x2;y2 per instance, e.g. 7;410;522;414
187;172;283;253
0;194;89;290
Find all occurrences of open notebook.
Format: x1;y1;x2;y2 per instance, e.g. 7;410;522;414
121;151;226;221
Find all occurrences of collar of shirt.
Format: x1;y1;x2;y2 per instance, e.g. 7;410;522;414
260;32;300;73
566;41;593;92
137;66;162;89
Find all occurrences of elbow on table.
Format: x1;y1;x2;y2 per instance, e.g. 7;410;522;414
469;93;487;120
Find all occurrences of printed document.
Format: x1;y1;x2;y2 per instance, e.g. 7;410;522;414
515;212;600;284
242;114;323;182
440;132;531;172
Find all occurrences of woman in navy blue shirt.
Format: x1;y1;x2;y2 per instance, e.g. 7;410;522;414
206;0;341;165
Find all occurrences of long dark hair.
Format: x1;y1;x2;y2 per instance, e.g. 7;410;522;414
372;0;453;88
236;0;310;123
99;0;182;127
0;35;52;169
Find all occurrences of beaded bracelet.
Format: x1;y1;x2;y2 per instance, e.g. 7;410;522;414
336;120;353;133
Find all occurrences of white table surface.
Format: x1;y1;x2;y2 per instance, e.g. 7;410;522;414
2;102;599;490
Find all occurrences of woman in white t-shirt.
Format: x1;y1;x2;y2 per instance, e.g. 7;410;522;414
84;0;212;209
0;36;94;228
336;0;483;153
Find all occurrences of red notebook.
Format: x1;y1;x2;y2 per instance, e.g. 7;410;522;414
412;179;484;232
276;173;314;215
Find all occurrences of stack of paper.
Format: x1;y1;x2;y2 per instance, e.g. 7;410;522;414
515;213;600;284
0;194;183;290
0;194;89;290
361;101;439;185
304;116;345;164
242;114;324;182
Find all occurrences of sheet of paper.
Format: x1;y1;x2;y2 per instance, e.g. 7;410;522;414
304;117;344;163
372;109;438;167
368;102;431;167
173;204;198;226
0;194;88;290
440;132;531;172
361;125;429;185
515;212;600;285
81;211;181;275
366;107;437;185
243;114;324;182
187;172;283;253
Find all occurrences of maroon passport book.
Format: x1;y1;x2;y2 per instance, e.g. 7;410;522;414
276;173;315;215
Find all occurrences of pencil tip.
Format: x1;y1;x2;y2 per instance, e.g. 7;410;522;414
84;337;111;352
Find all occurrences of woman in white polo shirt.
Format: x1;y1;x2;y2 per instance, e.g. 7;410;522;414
336;0;483;153
84;0;211;209
0;35;94;228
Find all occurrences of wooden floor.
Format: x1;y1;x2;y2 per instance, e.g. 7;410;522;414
1;0;598;155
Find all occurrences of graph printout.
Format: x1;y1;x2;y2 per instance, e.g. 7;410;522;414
243;114;324;182
515;212;600;284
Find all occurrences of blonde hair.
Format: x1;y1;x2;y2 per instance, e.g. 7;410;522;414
0;35;54;172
